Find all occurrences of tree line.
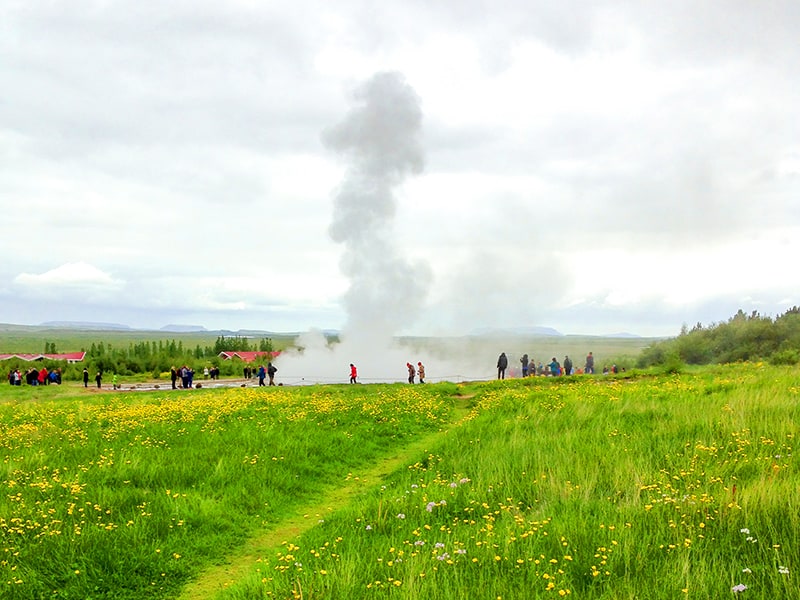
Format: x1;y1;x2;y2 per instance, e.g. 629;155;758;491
3;335;277;382
637;307;800;368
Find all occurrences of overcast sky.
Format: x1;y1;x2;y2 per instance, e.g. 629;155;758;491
1;1;798;338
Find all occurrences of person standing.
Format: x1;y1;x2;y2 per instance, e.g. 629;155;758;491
407;362;416;384
417;361;425;384
585;352;594;374
520;353;529;377
83;368;89;388
349;363;358;384
497;352;508;379
549;357;561;376
95;371;102;388
257;364;266;386
563;355;573;376
268;362;277;386
170;366;178;389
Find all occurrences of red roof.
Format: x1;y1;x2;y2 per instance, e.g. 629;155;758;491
0;352;86;363
218;351;281;362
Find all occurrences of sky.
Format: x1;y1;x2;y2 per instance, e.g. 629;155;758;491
2;0;799;339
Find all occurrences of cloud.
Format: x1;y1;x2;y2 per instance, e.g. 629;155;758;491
0;1;798;336
13;263;125;301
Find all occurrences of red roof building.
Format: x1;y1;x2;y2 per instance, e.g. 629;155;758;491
217;351;281;363
0;352;86;363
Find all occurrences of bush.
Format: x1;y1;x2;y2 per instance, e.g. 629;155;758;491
769;349;800;366
661;352;685;374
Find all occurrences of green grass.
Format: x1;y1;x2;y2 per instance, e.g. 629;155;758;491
1;365;798;599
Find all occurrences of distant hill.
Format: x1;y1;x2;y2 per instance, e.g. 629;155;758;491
160;324;208;333
470;326;564;337
39;321;132;330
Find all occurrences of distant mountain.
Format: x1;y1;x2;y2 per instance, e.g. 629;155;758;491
603;332;641;338
39;321;132;330
160;324;208;333
470;326;564;337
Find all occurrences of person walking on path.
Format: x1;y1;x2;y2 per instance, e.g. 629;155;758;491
585;352;595;374
170;366;178;389
267;362;277;386
407;362;416;384
497;352;508;379
349;363;358;384
257;365;266;386
95;372;102;388
417;361;426;384
83;368;89;388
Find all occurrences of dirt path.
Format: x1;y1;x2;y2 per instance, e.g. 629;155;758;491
176;397;474;600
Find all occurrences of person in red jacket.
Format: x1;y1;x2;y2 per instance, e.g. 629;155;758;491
349;363;358;384
38;367;48;386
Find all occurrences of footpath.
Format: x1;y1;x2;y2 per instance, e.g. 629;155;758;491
176;396;474;599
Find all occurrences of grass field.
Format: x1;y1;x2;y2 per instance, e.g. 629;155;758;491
1;364;797;599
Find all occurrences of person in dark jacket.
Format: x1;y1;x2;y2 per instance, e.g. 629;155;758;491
563;355;573;375
497;352;508;379
83;368;89;387
267;362;277;386
520;353;529;377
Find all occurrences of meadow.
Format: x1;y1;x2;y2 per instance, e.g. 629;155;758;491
1;364;797;599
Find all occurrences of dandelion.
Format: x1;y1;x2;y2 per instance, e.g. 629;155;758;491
459;477;470;484
740;528;750;534
414;540;425;546
778;566;789;575
397;513;406;520
731;583;747;593
365;525;372;531
426;502;436;512
456;548;467;555
449;482;458;488
437;553;450;561
435;542;445;549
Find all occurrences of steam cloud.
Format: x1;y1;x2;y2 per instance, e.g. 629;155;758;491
323;71;432;343
276;72;446;383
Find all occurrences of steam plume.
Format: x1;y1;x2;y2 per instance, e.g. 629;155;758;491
323;71;431;342
277;72;490;384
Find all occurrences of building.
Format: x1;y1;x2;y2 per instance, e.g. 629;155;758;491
0;352;87;363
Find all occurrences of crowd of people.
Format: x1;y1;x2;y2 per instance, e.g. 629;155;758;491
7;366;63;385
497;351;619;378
7;351;623;390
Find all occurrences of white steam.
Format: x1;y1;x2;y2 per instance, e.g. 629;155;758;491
324;71;431;342
274;72;498;384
